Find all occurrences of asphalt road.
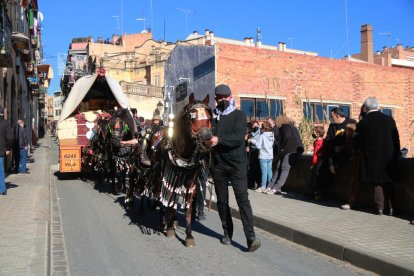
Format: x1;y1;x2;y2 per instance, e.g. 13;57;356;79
53;176;373;276
49;138;372;276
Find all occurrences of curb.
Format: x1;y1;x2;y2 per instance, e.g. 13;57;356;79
208;200;414;276
49;143;71;275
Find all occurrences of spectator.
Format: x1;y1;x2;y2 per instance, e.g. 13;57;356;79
267;117;280;173
353;97;400;215
315;107;351;199
311;125;325;169
12;121;20;173
247;120;261;189
309;125;326;198
249;121;274;193
210;84;261;252
266;115;304;195
0;107;14;196
15;120;29;174
341;120;362;210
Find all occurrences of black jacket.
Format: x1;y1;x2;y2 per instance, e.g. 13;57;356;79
14;125;28;149
323;118;350;163
354;111;400;183
278;124;304;156
0;118;13;156
211;109;248;170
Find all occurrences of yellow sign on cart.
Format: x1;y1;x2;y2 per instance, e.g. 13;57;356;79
59;146;82;172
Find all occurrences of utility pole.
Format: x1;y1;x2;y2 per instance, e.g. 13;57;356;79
379;31;392;48
177;8;194;37
136;18;146;32
112;15;120;34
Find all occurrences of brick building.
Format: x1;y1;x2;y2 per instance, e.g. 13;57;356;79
352;24;414;69
165;41;414;156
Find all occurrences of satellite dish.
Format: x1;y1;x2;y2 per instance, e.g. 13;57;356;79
38;11;44;23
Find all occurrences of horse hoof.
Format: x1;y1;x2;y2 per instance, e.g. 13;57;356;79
166;228;175;238
186;238;195;247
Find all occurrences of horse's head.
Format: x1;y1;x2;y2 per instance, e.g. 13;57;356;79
183;93;212;154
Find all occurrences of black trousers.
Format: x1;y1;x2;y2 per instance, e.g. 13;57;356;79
211;164;255;239
248;148;261;189
373;182;395;211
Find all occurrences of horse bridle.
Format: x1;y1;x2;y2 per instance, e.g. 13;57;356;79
174;102;212;165
184;102;212;139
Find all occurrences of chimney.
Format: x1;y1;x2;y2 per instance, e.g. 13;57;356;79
256;27;262;48
244;37;251;45
209;31;214;40
360;24;374;63
193;31;198;36
112;34;120;44
278;42;284;51
204;29;210;36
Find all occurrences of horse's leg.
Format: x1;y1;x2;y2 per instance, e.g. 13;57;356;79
185;191;196;247
165;207;176;238
125;168;134;206
158;204;165;231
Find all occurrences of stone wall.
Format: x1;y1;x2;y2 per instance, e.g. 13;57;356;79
284;155;414;215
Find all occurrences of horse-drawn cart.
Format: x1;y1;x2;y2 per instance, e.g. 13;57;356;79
57;69;130;173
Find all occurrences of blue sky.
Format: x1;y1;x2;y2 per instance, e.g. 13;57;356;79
41;0;414;94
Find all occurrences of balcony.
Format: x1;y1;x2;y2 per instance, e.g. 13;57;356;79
0;7;12;67
7;1;30;50
119;81;163;98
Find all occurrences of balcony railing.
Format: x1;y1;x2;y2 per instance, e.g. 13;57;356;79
120;81;163;98
7;1;30;49
7;1;29;32
0;7;12;67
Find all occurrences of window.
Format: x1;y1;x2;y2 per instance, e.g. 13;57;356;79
153;75;160;87
303;102;350;123
240;98;284;121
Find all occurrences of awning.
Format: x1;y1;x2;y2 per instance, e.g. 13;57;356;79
59;73;130;122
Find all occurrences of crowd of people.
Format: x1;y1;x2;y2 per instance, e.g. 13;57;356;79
245;97;402;217
0;107;30;196
246;114;304;196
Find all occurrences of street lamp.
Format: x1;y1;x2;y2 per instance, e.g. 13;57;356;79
156;101;164;113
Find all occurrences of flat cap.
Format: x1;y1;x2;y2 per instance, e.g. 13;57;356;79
214;84;231;97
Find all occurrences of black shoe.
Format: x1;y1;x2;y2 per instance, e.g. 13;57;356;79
0;192;7;196
247;237;261;252
376;208;383;215
221;230;232;245
221;235;231;245
388;208;394;216
197;212;206;221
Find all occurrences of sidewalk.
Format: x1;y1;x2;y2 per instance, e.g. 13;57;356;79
206;182;414;276
0;138;50;275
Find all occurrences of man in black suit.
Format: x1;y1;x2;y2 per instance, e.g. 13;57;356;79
354;97;401;215
210;84;261;252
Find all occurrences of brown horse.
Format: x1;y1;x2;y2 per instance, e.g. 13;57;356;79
149;93;212;247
